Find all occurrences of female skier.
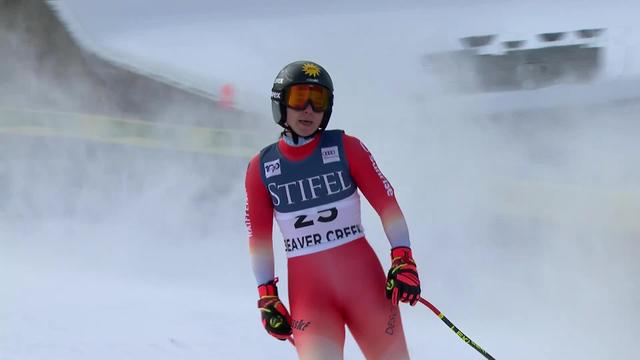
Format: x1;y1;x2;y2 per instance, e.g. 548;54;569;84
244;60;421;359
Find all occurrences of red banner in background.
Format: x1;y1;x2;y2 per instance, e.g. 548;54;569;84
219;83;235;109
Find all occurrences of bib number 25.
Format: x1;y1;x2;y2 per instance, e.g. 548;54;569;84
294;207;338;229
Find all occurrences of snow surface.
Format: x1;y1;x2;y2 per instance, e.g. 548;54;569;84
2;1;639;359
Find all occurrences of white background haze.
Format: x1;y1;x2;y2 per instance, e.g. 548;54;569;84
1;0;639;359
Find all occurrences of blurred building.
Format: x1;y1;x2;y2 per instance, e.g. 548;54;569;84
0;0;262;130
423;29;605;92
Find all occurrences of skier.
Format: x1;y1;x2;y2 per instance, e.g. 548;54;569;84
244;60;421;359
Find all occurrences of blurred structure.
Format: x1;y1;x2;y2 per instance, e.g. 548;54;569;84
423;29;605;92
0;0;262;130
0;0;268;219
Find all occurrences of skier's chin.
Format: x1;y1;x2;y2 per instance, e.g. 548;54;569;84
294;125;319;137
298;130;316;137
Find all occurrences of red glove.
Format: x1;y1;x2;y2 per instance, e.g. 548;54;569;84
386;247;421;306
257;278;292;340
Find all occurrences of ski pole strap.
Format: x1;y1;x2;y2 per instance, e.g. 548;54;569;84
418;297;496;360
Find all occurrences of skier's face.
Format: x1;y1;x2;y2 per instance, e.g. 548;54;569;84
286;104;324;137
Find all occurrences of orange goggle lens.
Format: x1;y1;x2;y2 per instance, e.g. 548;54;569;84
285;84;330;112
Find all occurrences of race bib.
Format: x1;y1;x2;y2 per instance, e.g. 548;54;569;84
274;192;365;258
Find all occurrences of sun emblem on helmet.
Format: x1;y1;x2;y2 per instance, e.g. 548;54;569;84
302;63;321;77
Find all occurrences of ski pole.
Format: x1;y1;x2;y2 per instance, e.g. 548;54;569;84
418;297;495;360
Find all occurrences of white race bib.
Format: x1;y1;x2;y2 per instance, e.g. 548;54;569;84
275;192;365;258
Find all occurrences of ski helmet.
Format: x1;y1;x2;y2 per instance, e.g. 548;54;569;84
271;60;334;130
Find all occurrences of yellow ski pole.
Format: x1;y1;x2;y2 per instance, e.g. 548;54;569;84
418;297;496;360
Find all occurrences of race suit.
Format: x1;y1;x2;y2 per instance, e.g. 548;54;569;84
245;129;412;359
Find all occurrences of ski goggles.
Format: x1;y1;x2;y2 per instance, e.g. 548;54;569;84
284;84;331;112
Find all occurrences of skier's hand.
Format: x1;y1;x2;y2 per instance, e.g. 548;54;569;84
386;247;421;306
257;278;292;341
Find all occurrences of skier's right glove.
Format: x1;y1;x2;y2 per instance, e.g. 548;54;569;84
257;278;292;341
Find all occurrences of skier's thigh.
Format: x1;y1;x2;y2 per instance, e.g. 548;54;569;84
338;248;410;360
293;307;346;360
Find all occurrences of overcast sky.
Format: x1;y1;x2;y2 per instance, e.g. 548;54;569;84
58;0;445;38
53;0;639;111
54;0;467;110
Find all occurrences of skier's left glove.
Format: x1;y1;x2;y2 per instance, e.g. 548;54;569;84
386;246;421;306
257;278;292;341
